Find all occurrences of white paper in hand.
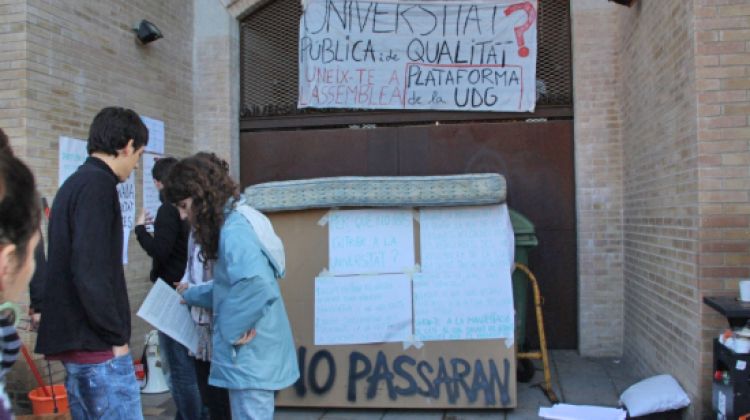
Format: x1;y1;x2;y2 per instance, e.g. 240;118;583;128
137;279;199;354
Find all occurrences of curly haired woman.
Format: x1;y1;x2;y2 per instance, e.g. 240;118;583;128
163;153;298;420
0;129;41;419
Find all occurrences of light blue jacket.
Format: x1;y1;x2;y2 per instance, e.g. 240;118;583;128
183;204;299;390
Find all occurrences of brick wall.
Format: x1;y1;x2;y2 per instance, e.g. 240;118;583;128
617;0;703;413
3;0;194;406
694;0;750;415
194;0;240;180
0;0;28;155
571;0;625;357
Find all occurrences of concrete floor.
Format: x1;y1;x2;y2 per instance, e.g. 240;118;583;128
141;350;642;420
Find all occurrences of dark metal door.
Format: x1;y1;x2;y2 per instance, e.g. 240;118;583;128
240;119;577;348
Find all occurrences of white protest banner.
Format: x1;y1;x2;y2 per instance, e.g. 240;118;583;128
298;0;537;112
328;209;415;275
315;274;412;345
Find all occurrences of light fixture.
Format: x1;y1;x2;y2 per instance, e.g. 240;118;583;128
133;20;163;45
609;0;636;6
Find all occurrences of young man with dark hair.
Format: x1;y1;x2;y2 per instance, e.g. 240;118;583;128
135;157;203;420
36;106;148;419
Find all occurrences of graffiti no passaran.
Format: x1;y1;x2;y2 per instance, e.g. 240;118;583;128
294;347;512;406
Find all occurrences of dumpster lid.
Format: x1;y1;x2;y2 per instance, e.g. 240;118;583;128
509;208;535;235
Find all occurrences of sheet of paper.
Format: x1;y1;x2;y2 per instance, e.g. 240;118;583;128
416;204;515;342
59;136;135;264
117;172;136;264
420;204;514;273
141;116;165;154
58;136;87;186
413;270;514;341
328;209;415;275
539;404;626;420
137;279;199;353
315;274;412;345
142;152;163;233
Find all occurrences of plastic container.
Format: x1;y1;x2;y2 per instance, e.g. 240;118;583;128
509;208;539;351
509;208;539;383
28;384;68;415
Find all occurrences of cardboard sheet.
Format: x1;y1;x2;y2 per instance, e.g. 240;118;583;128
272;209;516;408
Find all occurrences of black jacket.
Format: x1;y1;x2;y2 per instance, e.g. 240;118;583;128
135;200;188;286
35;157;131;354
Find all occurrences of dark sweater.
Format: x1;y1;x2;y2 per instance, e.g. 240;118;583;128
36;157;131;354
135;201;188;286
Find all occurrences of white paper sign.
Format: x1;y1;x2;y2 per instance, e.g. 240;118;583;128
117;172;136;264
315;274;412;345
413;270;513;341
137;279;199;353
328;209;415;275
416;204;515;341
141;116;165;154
58;136;88;186
299;0;538;112
142;152;163;233
420;205;514;273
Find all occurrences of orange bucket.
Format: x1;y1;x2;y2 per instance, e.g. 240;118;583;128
28;384;69;415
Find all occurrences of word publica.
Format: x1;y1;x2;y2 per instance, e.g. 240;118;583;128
294;347;512;405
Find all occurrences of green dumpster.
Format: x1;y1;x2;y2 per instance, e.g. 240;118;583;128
509;208;538;381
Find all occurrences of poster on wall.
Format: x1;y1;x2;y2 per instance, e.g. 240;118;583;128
416;205;515;342
118;172;135;264
328;209;415;275
58;136;88;186
298;0;538;112
142;152;164;233
58;136;135;264
314;274;412;345
141;116;165;154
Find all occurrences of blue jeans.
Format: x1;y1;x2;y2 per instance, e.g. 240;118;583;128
158;332;203;420
228;388;274;420
63;353;143;420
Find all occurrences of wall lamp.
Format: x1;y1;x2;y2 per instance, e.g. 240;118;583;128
133;20;163;45
609;0;636;6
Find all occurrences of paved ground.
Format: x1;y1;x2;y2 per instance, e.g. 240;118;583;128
141;350;642;419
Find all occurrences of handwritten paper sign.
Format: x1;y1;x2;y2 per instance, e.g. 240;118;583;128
58;136;88;186
420;204;514;273
142;152;163;233
328;209;415;275
413;270;513;341
141;116;165;154
118;172;135;264
315;274;412;345
298;0;537;112
416;204;515;341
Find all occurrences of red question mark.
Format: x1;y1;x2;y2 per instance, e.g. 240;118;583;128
504;2;537;58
